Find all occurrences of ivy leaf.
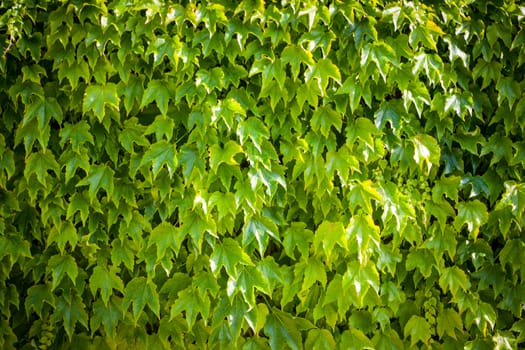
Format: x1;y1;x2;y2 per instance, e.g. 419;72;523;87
170;287;210;328
83;83;120;122
47;221;78;254
375;101;401;130
307;58;341;92
454;200;488;239
140;140;178;179
480;134;513;166
346;213;381;263
118;117;150;153
229;265;271;308
281;45;314;79
439;266;471;297
300;257;327;292
210;238;253;278
405;248;436;278
264;308;304;350
91;298;122;339
47;254;79;290
473;59;501;90
404;315;432;346
122;277;160;322
76;164;115;202
496;77;520;108
148;222;185;261
89;265;125;306
437;308;463;339
196;67;225;92
283;222;313;259
237;117;270;153
59;120;95;153
141;79;171;116
411;134;440;174
23;97;63;131
499;239;525;278
346;117;379;149
348;180;382;214
209;140;243;170
52;291;89;340
24;151;60;186
305;329;336;350
145;115;175;142
25;284;55;318
313;221;347;259
311;105;342;137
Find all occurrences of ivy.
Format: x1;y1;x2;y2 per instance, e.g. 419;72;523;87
1;0;525;348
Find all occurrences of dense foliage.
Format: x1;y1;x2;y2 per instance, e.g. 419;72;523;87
1;0;524;348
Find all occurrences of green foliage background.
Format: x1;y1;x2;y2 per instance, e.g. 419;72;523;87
1;0;525;348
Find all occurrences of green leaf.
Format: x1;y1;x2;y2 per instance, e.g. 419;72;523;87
281;45;314;79
313;221;346;259
300;257;327;292
375;101;401;130
141;79;172;116
439;266;471;297
59;120;95;153
145;115;175;142
91;298;122;339
237;117;270;153
342;261;380;304
197;67;225;92
243;215;281;255
76;164;115;202
25;284;55;318
210;238;254;278
24;151;60;186
122;277;160;321
499;239;525;277
89;265;124;306
121;75;144;113
348;180;382;214
209;140;244;170
432;175;461;202
23;97;63;131
148;222;185;261
307;58;341;92
47;221;78;254
437;308;463;339
346;213;381;263
52;291;89;340
454;200;488;239
411;134;440;174
311;105;342;137
305;329;336;350
118;117;150;153
497;77;520;108
473;59;501;90
347;117;379;149
140;140;178;179
229;265;271;308
83;83;120;122
283;222;313;259
264;308;304;350
404;315;432;346
480;134;513;166
47;254;79;290
170;287;210;328
405;248;436;278
496;182;525;219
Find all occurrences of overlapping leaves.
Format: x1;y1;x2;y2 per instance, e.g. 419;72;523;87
0;0;524;349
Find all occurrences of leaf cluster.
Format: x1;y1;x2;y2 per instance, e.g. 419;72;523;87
1;0;525;349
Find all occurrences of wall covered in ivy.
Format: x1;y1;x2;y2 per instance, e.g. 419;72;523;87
0;0;524;348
